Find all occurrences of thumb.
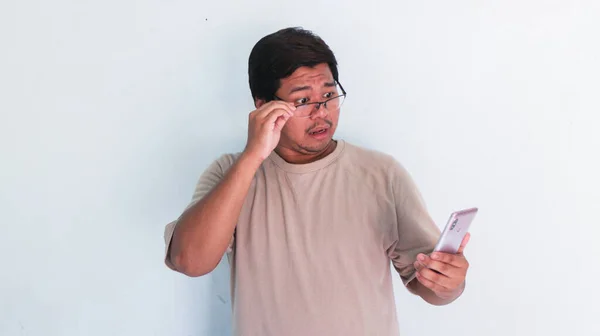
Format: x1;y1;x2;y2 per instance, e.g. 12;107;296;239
457;232;470;254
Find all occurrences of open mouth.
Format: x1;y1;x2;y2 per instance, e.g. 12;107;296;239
309;128;328;135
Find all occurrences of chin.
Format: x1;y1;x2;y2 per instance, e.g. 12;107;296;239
300;137;334;153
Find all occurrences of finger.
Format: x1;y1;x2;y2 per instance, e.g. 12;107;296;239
257;101;296;118
273;113;291;131
250;102;293;120
430;252;468;268
413;259;427;273
416;254;439;273
414;256;441;277
457;232;470;254
416;270;449;293
418;266;453;289
418;254;460;277
264;109;292;130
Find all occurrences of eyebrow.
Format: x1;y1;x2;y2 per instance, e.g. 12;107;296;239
288;81;336;95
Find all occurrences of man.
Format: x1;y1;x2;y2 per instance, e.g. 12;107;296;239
163;27;470;335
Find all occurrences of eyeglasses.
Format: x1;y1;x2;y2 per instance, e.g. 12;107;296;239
273;81;347;118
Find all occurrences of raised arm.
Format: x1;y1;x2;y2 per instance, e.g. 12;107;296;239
165;101;295;276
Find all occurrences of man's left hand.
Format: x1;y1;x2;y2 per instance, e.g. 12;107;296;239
413;233;470;300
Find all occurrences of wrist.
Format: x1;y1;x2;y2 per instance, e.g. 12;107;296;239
238;151;265;171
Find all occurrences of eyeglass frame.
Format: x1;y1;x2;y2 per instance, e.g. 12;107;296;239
272;80;347;118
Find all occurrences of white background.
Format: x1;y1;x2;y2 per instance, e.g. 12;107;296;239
1;0;599;335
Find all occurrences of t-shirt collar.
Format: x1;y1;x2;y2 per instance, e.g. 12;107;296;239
268;140;346;173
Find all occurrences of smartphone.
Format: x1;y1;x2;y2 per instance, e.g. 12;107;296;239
433;207;478;254
406;207;478;284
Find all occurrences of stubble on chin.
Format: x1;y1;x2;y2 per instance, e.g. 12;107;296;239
295;138;334;154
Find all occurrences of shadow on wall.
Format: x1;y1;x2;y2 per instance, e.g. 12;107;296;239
166;138;239;335
182;27;271;335
207;256;233;336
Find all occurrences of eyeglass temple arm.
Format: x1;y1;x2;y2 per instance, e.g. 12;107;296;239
336;80;347;95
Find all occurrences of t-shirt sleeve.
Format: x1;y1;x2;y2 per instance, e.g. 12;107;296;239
385;158;441;287
163;154;238;270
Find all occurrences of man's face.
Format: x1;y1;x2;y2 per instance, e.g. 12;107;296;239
271;63;340;154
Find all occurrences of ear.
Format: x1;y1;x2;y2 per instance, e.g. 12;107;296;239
255;98;266;109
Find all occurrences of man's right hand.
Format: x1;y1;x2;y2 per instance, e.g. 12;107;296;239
243;101;296;162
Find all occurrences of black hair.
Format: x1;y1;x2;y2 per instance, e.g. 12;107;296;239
248;27;339;102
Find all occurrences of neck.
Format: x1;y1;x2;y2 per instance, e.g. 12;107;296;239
274;140;337;164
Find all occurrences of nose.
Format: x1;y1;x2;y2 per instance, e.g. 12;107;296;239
310;103;329;118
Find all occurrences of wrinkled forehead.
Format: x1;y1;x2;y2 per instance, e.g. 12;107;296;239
279;64;335;95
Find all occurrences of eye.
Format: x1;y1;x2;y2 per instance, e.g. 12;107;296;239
295;97;309;105
323;91;336;99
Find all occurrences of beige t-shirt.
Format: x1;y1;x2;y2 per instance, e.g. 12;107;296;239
164;140;440;336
